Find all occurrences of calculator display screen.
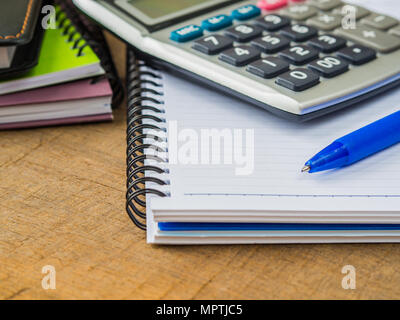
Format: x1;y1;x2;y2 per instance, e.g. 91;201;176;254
127;0;211;19
113;0;241;31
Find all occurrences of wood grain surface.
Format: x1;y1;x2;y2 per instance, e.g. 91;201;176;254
1;33;400;300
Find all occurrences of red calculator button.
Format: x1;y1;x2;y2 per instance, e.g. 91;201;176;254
257;0;288;11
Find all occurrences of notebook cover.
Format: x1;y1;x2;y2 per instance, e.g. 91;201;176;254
0;0;43;46
158;222;400;231
0;0;47;79
0;77;112;107
0;113;113;130
0;5;102;92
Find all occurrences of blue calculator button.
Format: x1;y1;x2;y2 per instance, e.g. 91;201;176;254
170;25;203;42
201;14;232;31
231;5;261;21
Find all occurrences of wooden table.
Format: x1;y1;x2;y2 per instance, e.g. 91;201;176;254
1;34;400;300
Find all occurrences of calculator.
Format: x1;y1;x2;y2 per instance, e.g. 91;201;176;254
73;0;400;121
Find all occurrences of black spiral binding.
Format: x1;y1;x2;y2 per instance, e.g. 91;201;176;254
55;0;124;108
126;48;170;230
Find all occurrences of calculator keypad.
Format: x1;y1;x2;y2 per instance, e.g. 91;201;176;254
201;14;233;31
219;46;261;66
308;34;346;53
361;13;398;31
306;13;342;31
308;56;349;78
231;5;261;21
169;1;400;93
192;35;234;55
307;0;342;11
276;68;320;91
225;24;263;42
279;45;319;65
251;34;290;53
336;45;377;65
280;4;318;21
389;25;400;37
257;0;288;11
247;57;290;78
335;25;400;53
332;5;370;20
255;14;290;31
280;24;318;42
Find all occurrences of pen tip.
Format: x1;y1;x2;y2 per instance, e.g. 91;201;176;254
301;165;311;173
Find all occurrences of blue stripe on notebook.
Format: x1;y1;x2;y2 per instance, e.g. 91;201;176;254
158;223;400;231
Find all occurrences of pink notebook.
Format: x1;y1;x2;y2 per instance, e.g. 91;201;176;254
0;78;113;129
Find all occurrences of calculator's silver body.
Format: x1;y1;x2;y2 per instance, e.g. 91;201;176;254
74;0;400;121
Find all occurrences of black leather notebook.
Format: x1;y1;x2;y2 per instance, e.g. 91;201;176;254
0;0;45;78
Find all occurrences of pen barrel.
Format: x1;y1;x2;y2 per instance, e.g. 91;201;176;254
337;110;400;165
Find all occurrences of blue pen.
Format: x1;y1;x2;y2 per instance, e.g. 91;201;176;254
302;110;400;173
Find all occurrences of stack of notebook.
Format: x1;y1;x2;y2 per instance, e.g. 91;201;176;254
0;3;120;129
125;0;400;245
127;53;400;245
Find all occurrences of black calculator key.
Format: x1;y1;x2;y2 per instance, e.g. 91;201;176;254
219;46;261;66
251;34;290;53
280;24;318;42
192;35;234;55
255;14;291;31
225;24;262;42
276;68;320;91
308;34;346;53
308;56;349;78
247;57;290;79
336;45;377;65
279;45;319;65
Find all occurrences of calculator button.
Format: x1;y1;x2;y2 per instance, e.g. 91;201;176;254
225;24;263;42
276;68;320;91
201;14;233;31
257;0;288;11
231;5;261;21
361;13;398;30
247;57;290;79
306;13;342;31
279;45;319;65
192;35;234;55
219;46;261;66
251;34;290;53
389;25;400;37
170;25;203;43
308;34;346;53
280;4;318;21
332;5;370;20
255;14;291;31
336;45;376;65
308;56;349;78
307;0;342;11
335;25;400;53
280;24;318;42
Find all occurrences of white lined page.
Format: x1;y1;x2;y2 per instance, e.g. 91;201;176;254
162;71;400;198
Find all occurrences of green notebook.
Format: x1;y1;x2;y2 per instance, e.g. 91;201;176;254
0;6;104;95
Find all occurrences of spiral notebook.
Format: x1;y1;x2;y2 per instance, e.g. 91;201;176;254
56;0;123;108
126;46;400;245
